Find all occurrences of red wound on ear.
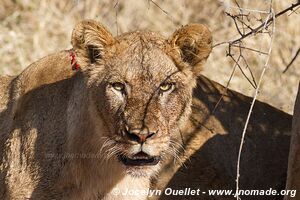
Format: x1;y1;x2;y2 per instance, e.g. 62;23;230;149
69;51;80;70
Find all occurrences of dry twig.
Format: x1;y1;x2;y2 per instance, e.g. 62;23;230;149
234;2;276;199
214;2;300;48
283;47;300;73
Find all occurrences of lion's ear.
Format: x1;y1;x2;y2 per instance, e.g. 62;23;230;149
71;20;115;66
169;23;212;75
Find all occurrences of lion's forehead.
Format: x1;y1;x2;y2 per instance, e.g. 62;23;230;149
106;34;180;86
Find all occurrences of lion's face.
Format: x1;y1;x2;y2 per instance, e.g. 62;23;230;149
71;20;212;177
91;40;195;177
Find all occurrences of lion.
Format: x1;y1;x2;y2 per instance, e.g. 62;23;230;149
285;84;300;200
0;20;292;200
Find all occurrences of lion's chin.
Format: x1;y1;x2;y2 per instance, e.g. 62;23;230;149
125;166;158;178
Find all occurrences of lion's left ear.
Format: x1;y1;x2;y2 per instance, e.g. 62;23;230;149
71;20;115;67
169;23;212;75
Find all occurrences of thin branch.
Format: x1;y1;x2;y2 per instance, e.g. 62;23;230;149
288;5;300;16
240;54;257;87
213;2;300;48
114;0;119;35
231;44;269;55
234;0;246;36
212;60;238;114
235;16;254;32
148;0;174;22
227;5;270;14
235;5;276;200
232;2;298;44
283;47;300;73
228;54;257;89
226;12;243;36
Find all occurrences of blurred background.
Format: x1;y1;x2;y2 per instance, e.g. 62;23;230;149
0;0;299;113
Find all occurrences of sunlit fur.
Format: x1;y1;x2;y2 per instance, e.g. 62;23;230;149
0;20;212;199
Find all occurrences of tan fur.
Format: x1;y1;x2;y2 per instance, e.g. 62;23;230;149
285;83;300;200
0;20;292;200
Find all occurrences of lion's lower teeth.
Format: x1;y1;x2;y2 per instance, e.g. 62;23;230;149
133;156;149;160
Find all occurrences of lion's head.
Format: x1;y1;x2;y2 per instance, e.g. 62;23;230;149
71;20;212;177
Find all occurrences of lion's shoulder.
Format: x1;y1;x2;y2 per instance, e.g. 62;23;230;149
0;50;77;140
16;50;75;94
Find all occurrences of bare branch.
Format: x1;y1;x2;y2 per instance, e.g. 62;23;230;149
235;4;276;200
148;0;174;22
283;47;300;73
114;0;119;35
213;2;300;48
212;60;238;114
227;5;270;14
231;44;269;55
240;55;257;87
226;12;244;36
228;54;257;89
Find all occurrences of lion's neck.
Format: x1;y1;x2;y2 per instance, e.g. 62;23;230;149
63;158;150;200
103;175;150;200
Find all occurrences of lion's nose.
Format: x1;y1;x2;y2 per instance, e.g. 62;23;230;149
123;127;156;143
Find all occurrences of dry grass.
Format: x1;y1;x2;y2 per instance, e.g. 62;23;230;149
0;0;299;113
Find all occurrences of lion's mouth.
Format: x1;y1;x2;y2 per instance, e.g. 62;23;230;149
118;152;161;166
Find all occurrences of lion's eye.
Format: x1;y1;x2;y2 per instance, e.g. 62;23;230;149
159;83;173;92
112;82;125;92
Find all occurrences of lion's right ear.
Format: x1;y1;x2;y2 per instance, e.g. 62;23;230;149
168;24;212;76
71;20;115;67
